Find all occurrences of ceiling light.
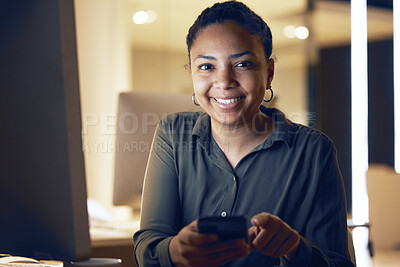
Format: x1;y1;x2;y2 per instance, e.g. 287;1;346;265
294;26;309;40
284;25;309;40
132;10;157;25
283;25;296;39
146;10;157;23
133;11;148;25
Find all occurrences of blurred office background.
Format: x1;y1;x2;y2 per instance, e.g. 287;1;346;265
74;0;398;265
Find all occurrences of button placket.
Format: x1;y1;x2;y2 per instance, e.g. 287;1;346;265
218;174;238;218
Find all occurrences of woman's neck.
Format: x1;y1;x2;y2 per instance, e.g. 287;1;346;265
211;111;275;167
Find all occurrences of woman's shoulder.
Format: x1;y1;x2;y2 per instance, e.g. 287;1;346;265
290;121;336;153
263;107;335;150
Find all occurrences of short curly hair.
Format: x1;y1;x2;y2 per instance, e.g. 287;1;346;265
186;1;273;62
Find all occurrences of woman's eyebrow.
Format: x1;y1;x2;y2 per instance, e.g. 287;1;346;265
194;51;252;62
228;51;251;59
195;55;216;61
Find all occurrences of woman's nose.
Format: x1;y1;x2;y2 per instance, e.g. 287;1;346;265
213;67;236;89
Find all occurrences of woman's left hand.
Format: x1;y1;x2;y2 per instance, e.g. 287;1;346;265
248;212;300;258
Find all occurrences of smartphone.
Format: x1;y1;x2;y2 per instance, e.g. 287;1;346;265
198;216;248;242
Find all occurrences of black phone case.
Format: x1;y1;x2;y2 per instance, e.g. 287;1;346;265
198;216;248;242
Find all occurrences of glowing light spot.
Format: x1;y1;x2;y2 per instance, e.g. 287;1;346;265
133;11;149;25
283;25;296;39
295;26;309;39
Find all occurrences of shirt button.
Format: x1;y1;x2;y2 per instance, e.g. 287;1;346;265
221;211;227;217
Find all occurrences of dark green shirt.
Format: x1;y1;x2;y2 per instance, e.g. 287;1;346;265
134;107;353;266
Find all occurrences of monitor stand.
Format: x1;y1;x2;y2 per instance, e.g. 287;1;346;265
65;258;122;267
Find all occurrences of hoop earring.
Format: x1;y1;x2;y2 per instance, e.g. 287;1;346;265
263;86;274;103
192;93;200;106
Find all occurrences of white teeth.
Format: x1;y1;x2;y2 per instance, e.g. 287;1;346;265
214;96;243;105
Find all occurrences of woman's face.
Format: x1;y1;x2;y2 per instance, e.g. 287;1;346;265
190;21;274;129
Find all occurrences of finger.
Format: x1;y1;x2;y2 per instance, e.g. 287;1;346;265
191;242;249;266
179;238;248;259
256;224;300;258
179;222;218;246
251;216;282;250
182;230;218;246
198;239;248;256
262;227;290;256
187;219;199;232
251;212;272;227
248;225;261;236
252;227;275;251
264;222;299;257
179;240;249;266
247;226;258;250
273;233;300;258
208;245;249;264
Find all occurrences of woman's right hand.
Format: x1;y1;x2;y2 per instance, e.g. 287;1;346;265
169;220;249;267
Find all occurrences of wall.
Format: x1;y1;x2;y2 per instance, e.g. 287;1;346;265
131;48;193;94
74;0;133;219
273;45;308;125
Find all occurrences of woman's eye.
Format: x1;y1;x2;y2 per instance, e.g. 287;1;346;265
236;61;254;68
199;64;214;70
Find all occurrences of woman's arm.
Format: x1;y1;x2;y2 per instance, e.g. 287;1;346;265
133;122;181;267
294;143;353;266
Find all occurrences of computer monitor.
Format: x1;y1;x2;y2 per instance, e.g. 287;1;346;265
0;0;91;261
113;92;202;211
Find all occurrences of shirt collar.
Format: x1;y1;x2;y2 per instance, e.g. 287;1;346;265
192;106;296;151
259;106;295;149
192;112;212;152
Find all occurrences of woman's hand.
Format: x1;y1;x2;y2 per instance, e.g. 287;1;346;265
248;212;300;259
169;220;249;267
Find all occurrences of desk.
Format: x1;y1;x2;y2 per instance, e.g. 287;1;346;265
90;221;139;267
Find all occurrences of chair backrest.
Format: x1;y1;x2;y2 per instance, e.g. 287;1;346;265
366;164;400;250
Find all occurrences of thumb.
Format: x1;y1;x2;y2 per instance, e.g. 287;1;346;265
188;219;199;232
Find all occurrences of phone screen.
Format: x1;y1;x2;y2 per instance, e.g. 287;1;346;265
198;216;248;242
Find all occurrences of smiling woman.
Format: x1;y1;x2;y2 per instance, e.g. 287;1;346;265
133;1;354;267
189;21;275;166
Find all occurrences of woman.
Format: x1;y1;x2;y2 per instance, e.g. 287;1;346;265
134;1;353;266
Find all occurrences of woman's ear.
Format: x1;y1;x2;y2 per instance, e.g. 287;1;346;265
184;63;191;71
266;59;275;86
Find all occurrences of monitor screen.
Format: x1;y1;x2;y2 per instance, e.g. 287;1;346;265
113;92;202;210
0;0;91;261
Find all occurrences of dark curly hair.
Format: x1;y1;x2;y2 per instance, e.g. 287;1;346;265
186;1;273;62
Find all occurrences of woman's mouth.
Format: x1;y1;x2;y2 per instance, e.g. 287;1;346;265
213;96;245;105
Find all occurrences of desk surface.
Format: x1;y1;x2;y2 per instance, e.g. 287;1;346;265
90;220;140;248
